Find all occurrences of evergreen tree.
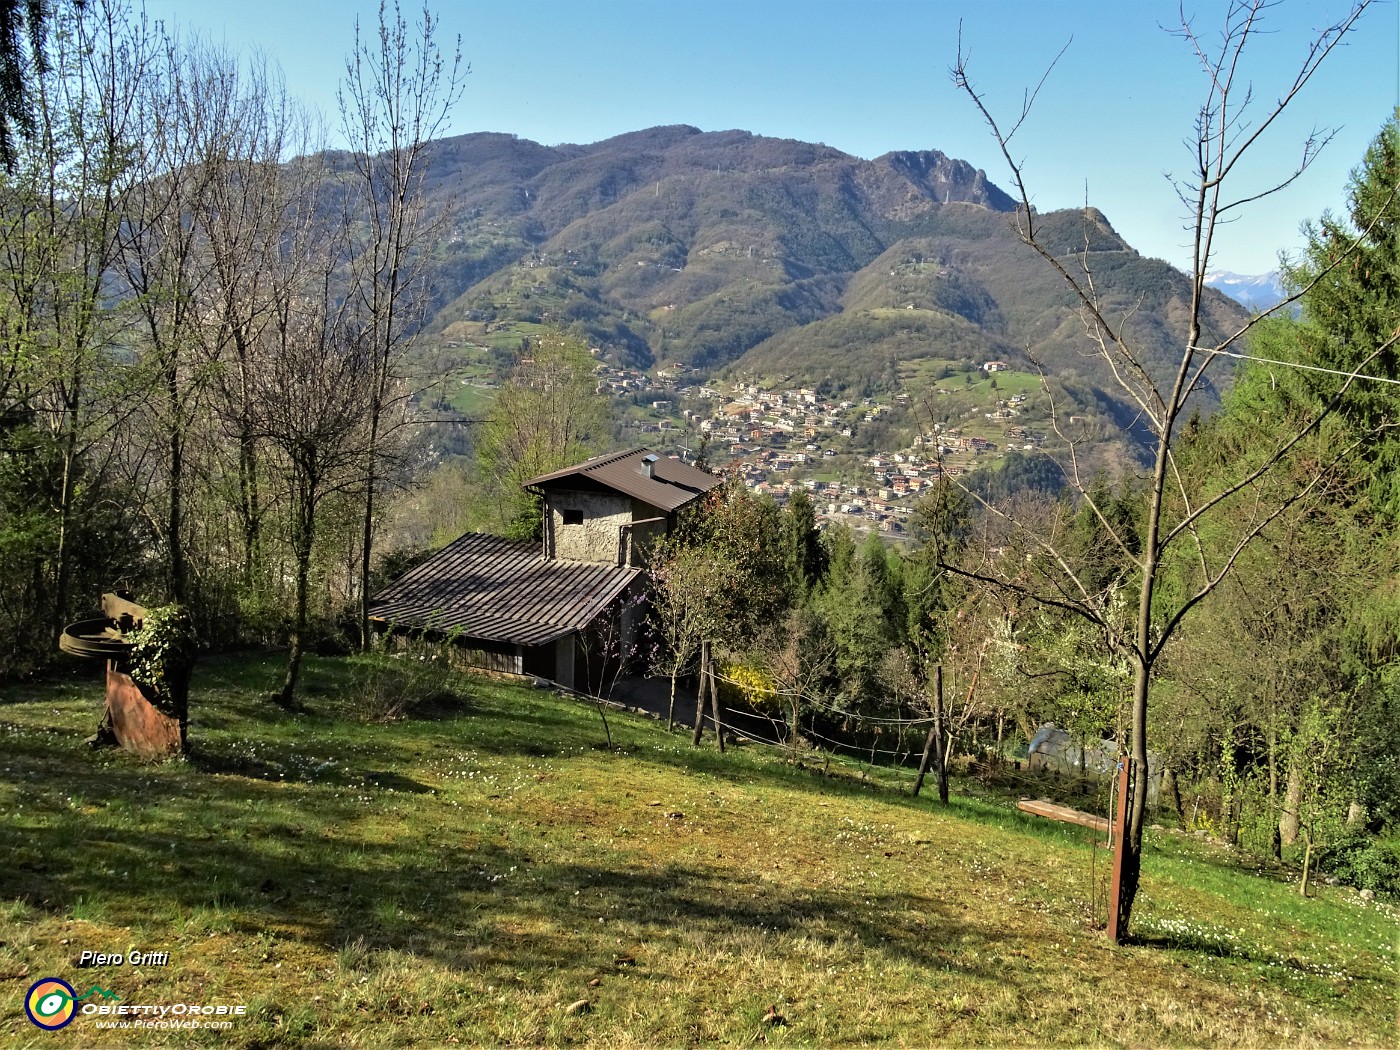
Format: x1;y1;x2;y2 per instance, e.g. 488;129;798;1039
780;489;825;597
0;0;48;171
816;530;906;705
1285;118;1400;513
859;531;905;647
1159;118;1400;852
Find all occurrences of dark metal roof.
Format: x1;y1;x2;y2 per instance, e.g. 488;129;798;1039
523;447;721;513
369;532;640;646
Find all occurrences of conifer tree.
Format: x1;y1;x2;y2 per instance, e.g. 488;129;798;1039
1285;118;1400;513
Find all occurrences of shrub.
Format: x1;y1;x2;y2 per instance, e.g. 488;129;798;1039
353;636;468;723
1318;830;1400;896
717;661;778;713
125;604;197;705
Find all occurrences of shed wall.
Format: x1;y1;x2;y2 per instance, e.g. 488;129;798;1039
545;489;632;563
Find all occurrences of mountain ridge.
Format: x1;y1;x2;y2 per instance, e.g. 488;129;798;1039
405;125;1248;413
1204;270;1286;312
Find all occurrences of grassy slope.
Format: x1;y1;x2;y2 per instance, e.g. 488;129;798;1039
0;653;1395;1048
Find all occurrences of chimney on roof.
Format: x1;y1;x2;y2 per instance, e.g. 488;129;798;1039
641;453;660;479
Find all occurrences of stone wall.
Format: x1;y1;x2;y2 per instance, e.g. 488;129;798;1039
545;490;633;564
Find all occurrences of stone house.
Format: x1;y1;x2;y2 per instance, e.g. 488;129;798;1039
369;448;720;690
528;448;717;569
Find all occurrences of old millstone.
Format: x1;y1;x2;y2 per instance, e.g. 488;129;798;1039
59;593;193;760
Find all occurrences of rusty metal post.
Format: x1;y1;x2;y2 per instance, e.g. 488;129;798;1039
104;660;185;759
1107;756;1134;943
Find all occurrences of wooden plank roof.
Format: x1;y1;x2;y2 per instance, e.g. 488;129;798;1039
523;447;720;513
369;532;640;646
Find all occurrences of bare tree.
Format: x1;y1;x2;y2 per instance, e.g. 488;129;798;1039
646;533;724;731
575;590;647;748
755;605;839;761
948;0;1378;938
913;571;1015;803
244;165;373;707
194;58;318;614
115;32;236;607
250;299;373;707
339;0;464;650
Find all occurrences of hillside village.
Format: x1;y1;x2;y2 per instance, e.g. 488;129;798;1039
595;358;1046;533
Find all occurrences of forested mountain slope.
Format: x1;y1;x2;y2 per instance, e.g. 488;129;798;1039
407;125;1247;402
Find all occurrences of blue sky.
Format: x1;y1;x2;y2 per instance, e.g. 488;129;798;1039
144;0;1397;275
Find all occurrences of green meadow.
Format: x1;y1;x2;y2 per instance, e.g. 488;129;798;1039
1;653;1395;1047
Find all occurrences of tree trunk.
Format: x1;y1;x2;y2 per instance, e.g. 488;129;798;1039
358;395;382;651
1115;652;1152;943
51;464;75;647
1162;766;1183;823
169;423;186;604
1112;270;1189;941
162;335;187;605
359;468;376;651
239;435;262;594
234;337;264;603
1266;724;1282;860
50;383;83;648
276;476;316;709
1280;757;1304;846
593;698;612;749
1299;828;1314;897
932;664;949;804
276;541;311;709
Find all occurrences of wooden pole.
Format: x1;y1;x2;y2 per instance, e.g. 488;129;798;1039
913;724;937;797
1299;829;1313;897
933;665;950;804
709;651;725;753
1107;756;1133;943
691;640;709;746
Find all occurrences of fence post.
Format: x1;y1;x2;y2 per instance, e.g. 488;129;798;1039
709;652;725;753
691;640;709;746
1107;756;1134;943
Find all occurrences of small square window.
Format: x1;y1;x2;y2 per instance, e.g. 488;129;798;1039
561;508;584;526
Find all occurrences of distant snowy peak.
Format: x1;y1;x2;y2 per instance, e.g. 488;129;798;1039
1205;270;1286;312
